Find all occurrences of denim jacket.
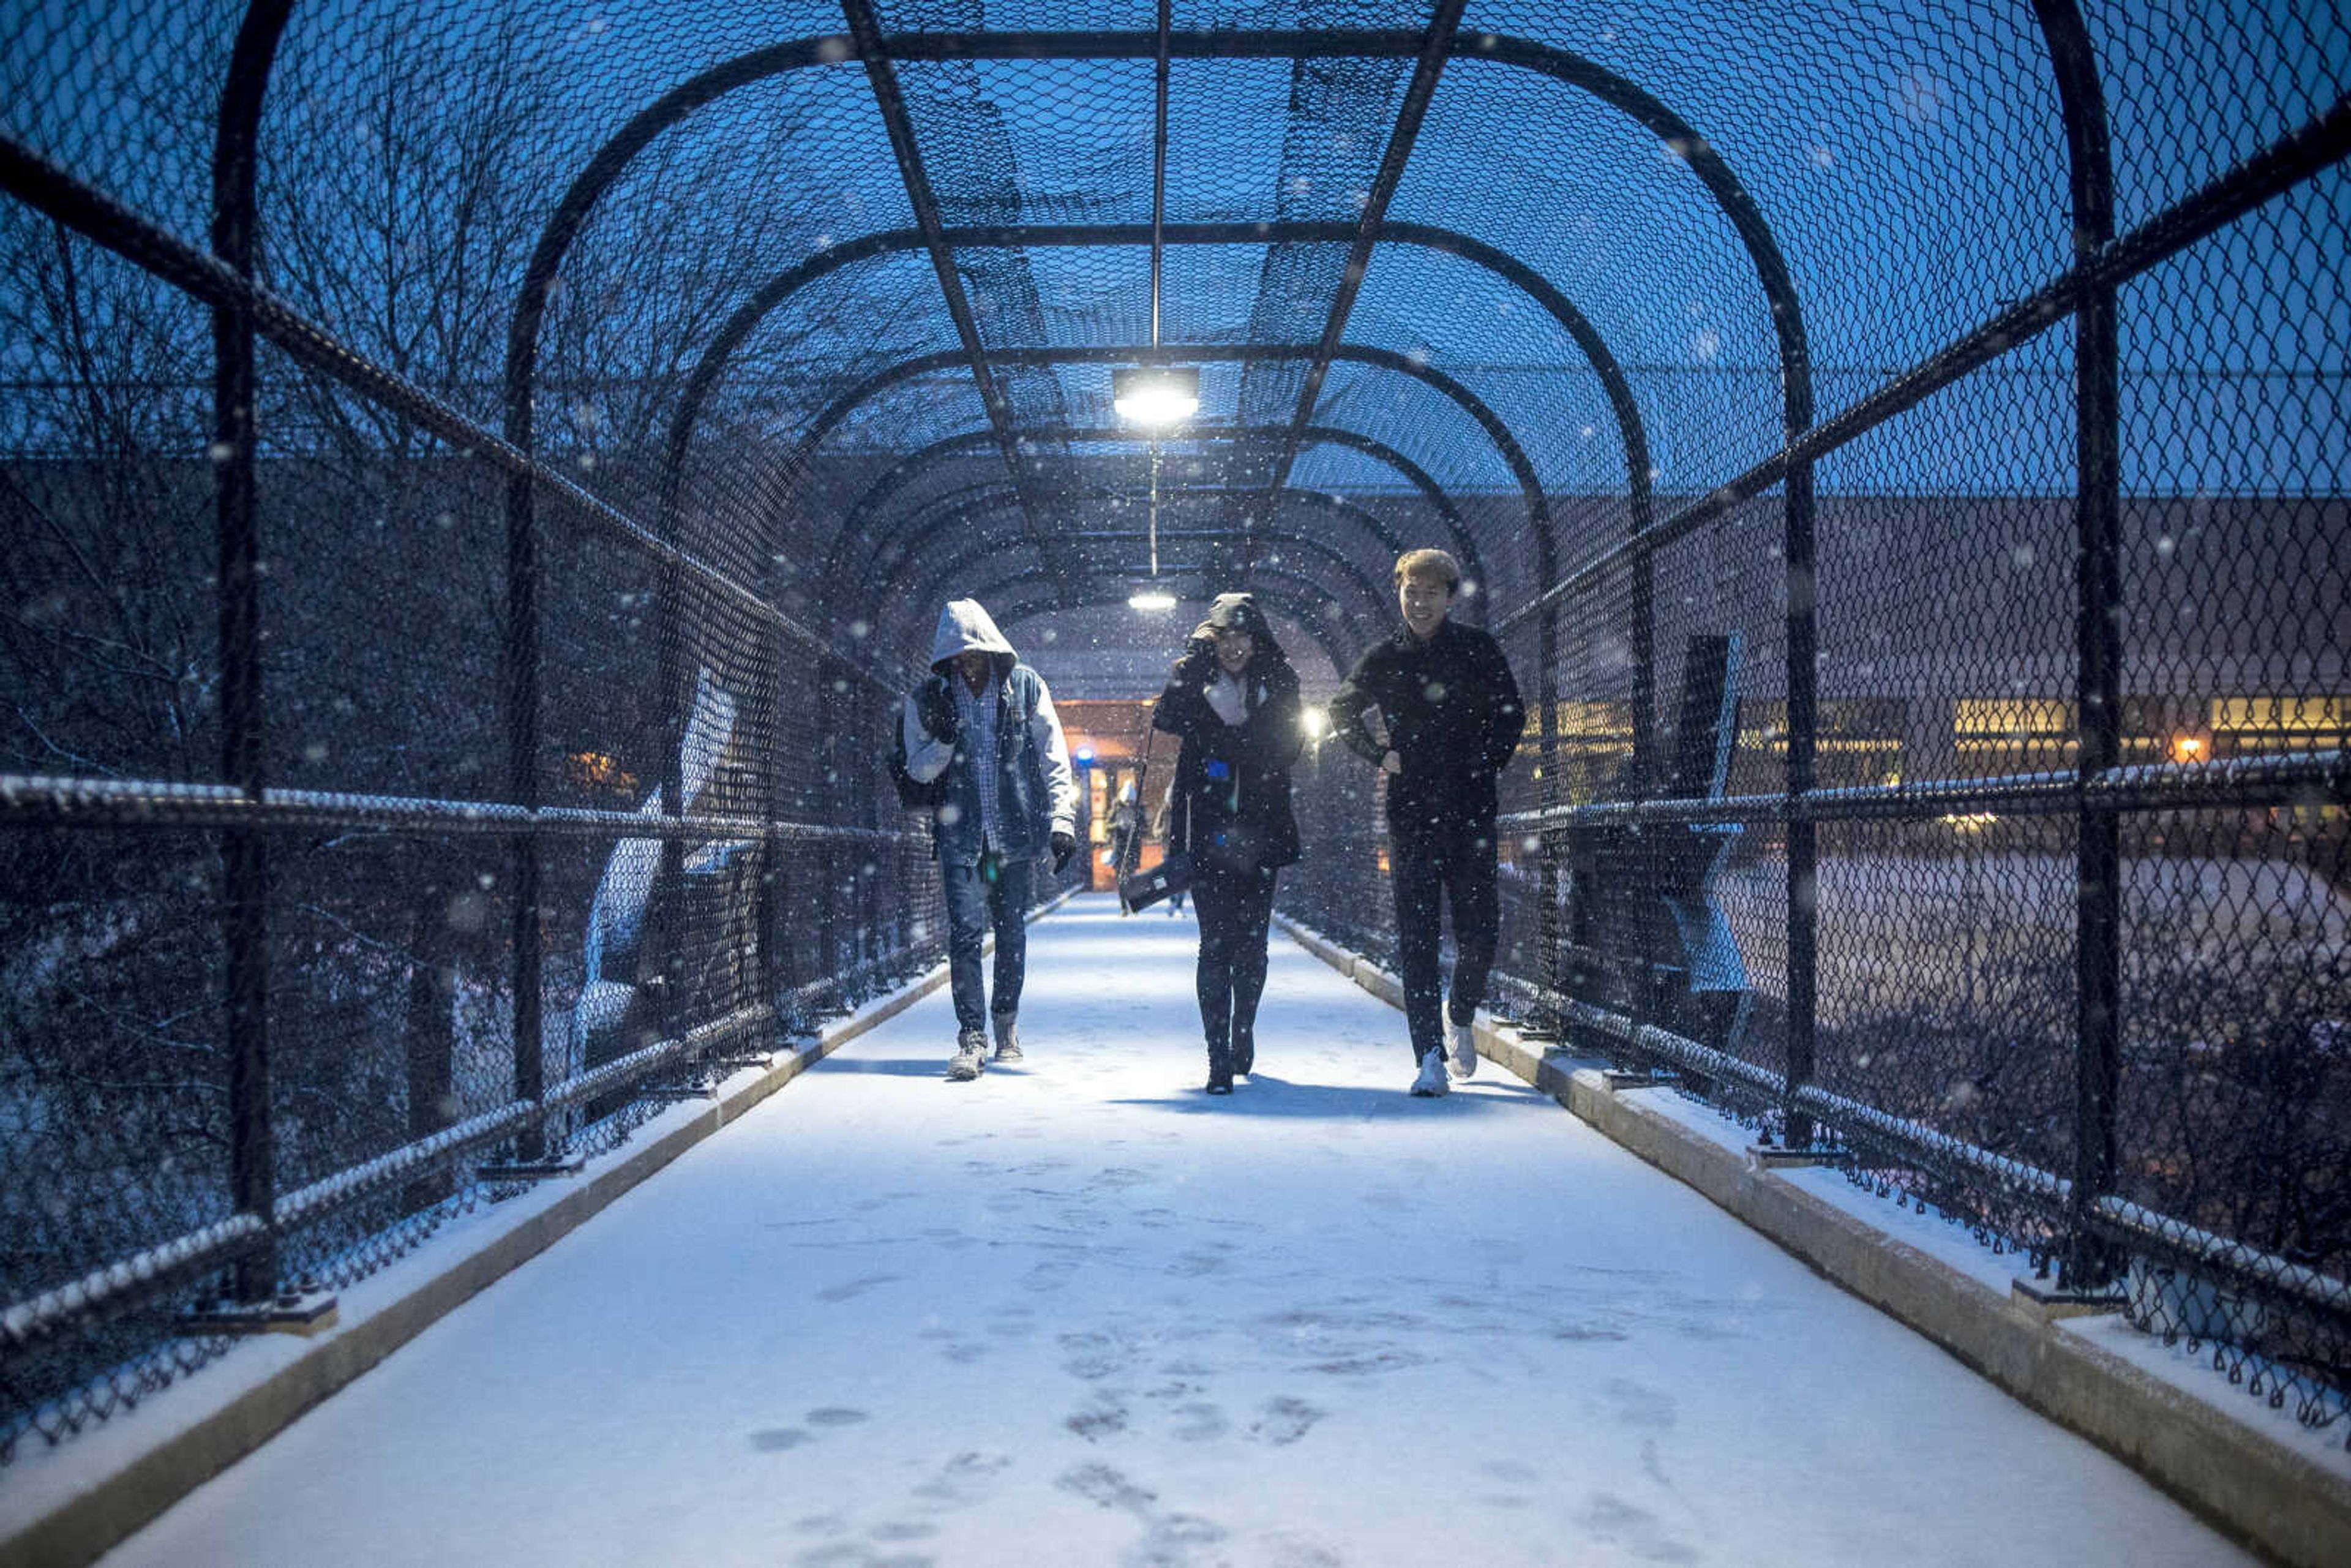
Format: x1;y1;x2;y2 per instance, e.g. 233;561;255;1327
899;599;1077;866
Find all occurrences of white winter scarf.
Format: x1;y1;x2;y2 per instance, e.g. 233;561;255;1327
1205;670;1248;726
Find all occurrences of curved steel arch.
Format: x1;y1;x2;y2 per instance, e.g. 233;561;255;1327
932;565;1378;683
852;483;1402;642
489;25;1818;890
818;418;1485;593
506;29;1799;517
659;220;1643;566
894;548;1390;674
853;483;1408;619
826;435;1472;620
778;342;1551;586
867;538;1374;682
896;520;1397;651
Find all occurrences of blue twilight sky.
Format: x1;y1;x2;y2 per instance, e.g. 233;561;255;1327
1;0;2344;497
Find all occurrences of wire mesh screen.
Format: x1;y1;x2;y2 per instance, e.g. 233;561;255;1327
1;0;2347;1474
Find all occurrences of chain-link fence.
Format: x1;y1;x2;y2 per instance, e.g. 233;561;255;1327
0;0;1097;1464
1264;1;2351;1450
2;0;2345;1472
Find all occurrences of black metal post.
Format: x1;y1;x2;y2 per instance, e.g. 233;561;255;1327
402;879;456;1218
499;169;549;1162
502;489;545;1161
2036;0;2125;1294
1782;470;1818;1151
210;0;293;1305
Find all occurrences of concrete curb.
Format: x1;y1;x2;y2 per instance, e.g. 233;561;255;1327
1;888;1076;1568
1272;915;2351;1568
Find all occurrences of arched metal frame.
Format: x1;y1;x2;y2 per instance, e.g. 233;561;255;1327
972;568;1376;684
876;491;1401;651
778;341;1552;583
506;28;1802;575
818;418;1488;596
845;481;1422;637
661;218;1641;596
2030;0;2121;1293
500;28;1802;761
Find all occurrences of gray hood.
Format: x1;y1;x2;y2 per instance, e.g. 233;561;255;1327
928;598;1019;677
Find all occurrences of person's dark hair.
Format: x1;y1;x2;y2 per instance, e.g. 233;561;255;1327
1189;591;1289;672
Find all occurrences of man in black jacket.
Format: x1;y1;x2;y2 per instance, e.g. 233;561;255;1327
1328;549;1524;1097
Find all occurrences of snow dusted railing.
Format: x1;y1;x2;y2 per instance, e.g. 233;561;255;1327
0;1004;776;1356
541;1003;773;1115
1497;748;2350;833
0;773;923;846
1534;986;2351;1426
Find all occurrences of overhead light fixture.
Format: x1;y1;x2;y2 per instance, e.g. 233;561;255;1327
1127;588;1179;612
1112;365;1199;427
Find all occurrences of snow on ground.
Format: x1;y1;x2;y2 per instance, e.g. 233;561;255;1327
100;895;2252;1567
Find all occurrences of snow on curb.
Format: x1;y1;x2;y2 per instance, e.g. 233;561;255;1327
0;890;1077;1568
1269;911;2351;1568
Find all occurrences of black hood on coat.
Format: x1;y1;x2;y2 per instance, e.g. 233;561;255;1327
1190;592;1285;663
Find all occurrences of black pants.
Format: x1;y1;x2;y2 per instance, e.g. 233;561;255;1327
1193;863;1277;1071
1390;816;1499;1062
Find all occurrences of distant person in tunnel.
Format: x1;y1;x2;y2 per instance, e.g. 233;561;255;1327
1106;780;1144;879
1152;593;1303;1095
1328;549;1524;1098
899;598;1079;1082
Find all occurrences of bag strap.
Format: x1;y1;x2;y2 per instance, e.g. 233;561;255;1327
1122;697;1165;879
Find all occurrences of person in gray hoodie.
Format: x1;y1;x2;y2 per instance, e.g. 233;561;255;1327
899;599;1079;1081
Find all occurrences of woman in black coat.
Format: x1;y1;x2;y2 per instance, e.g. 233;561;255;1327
1151;593;1302;1093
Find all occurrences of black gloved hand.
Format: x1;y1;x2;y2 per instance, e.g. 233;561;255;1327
1172;637;1214;683
1051;831;1076;873
917;675;959;742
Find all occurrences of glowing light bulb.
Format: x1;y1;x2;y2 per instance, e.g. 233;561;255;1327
1112;366;1200;427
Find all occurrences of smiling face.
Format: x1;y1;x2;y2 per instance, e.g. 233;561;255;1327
1212;627;1254;675
1397;568;1455;640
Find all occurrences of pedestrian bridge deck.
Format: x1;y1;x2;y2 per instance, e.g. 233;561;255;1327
97;897;2246;1567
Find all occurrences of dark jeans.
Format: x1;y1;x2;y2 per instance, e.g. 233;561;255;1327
1390;816;1499;1062
943;852;1032;1034
1193;863;1276;1070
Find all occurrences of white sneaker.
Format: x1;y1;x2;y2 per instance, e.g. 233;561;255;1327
992;1013;1023;1063
1447;1018;1477;1080
948;1031;988;1081
1409;1049;1450;1097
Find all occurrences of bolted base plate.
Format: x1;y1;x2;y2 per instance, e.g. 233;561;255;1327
707;1053;775;1075
2011;1275;2128;1319
636;1083;718;1103
181;1290;339;1338
1746;1144;1852;1169
478;1153;588;1182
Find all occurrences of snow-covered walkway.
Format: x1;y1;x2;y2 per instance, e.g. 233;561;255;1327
104;896;2249;1567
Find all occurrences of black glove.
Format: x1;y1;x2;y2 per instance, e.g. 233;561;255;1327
916;675;958;742
1051;831;1076;873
